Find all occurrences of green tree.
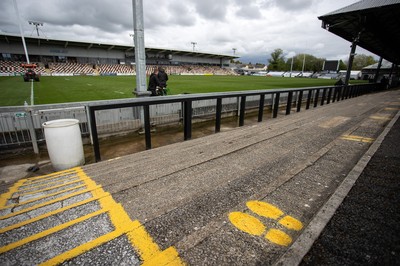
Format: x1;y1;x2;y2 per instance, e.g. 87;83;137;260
284;54;325;72
346;54;377;70
339;60;347;70
268;49;286;70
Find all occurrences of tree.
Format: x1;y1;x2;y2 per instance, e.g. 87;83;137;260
283;53;325;72
345;54;376;70
339;60;347;71
268;49;286;71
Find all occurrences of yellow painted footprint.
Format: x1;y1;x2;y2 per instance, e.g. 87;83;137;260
229;201;303;246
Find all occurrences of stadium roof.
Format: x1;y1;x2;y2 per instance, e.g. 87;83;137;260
318;0;400;64
0;33;237;60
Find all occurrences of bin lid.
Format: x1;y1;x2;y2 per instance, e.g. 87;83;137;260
42;119;79;128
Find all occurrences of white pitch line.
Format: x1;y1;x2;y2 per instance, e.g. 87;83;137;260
30;80;34;105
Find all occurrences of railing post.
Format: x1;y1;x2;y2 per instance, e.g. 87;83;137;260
332;87;338;103
327;87;333;104
296;90;303;112
286;91;293;115
89;107;101;162
337;86;342;102
239;96;246;127
313;89;320;108
258;94;265;122
143;105;151;149
215;98;222;133
306;90;312;110
321;88;327;106
26;109;39;155
341;86;346;100
350;86;355;98
273;92;280;118
183;100;192;140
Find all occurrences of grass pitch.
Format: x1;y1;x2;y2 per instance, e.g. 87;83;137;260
0;75;366;106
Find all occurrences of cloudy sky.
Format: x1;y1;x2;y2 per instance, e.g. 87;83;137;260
0;0;375;64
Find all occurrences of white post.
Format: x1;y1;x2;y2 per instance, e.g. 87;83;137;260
13;0;30;64
290;57;294;77
132;0;149;96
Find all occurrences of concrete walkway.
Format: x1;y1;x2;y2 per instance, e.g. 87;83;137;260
0;89;399;265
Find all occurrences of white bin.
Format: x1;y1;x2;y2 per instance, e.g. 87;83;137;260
43;119;85;171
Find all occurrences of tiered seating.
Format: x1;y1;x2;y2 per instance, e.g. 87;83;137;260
49;63;94;75
0;61;236;76
145;65;236;76
97;64;135;74
0;61;46;74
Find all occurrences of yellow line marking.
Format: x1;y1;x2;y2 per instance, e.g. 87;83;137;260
384;107;400;111
0;186;101;220
0;179;26;208
142;247;186;266
0;184;87;211
369;116;391;121
39;224;135;266
15;179;85;196
77;169;184;265
0;208;108;254
18;176;80;192
23;168;80;184
80;171;166;260
341;135;375;143
0;167;184;265
0;192;107;234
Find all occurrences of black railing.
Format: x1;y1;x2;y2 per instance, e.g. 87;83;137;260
88;83;377;162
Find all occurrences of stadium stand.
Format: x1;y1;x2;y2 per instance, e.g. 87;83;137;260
49;63;94;75
97;64;135;75
0;61;46;75
0;61;236;76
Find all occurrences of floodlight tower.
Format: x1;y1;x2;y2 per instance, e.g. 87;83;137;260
191;42;197;52
13;0;30;64
132;0;148;96
28;21;43;37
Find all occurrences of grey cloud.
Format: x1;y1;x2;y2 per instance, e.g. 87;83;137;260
192;0;230;21
261;0;317;11
5;0;133;35
235;4;263;19
167;2;197;26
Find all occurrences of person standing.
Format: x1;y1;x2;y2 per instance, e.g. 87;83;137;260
157;67;168;95
148;67;160;96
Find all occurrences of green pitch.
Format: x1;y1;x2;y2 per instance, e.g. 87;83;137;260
0;75;366;106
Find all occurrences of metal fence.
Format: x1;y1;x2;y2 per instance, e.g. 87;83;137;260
88;83;377;162
0;83;377;157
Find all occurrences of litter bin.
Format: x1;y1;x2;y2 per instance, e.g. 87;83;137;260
43;119;85;171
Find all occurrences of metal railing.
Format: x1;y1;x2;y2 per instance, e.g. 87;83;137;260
88;83;377;162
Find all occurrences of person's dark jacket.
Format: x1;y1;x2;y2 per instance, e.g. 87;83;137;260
158;69;168;88
148;73;160;96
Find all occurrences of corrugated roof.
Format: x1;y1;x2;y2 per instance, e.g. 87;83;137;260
318;0;400;64
322;0;400;17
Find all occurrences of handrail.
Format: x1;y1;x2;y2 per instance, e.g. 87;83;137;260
88;83;377;162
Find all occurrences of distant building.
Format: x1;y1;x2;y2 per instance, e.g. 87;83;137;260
361;60;399;87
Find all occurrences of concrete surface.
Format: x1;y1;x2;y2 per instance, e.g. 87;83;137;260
0;89;399;265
